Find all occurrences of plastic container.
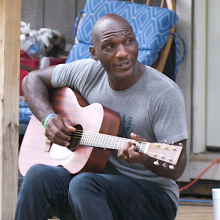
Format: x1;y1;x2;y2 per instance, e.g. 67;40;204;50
22;36;40;59
212;188;220;220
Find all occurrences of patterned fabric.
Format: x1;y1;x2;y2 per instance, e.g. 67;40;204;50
66;43;92;62
19;100;32;124
66;0;179;68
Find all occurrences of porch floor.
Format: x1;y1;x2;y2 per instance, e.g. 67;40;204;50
176;202;213;220
49;199;214;220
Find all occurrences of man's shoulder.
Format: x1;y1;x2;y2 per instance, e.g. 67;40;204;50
53;59;104;77
144;65;180;90
67;58;102;68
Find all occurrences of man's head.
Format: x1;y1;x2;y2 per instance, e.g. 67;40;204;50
91;14;134;47
89;14;141;83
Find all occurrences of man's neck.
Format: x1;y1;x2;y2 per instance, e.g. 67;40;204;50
108;63;145;91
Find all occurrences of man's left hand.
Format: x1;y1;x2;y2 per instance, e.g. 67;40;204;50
118;133;146;163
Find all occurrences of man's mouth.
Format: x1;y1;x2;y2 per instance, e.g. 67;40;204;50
121;62;129;67
117;61;131;68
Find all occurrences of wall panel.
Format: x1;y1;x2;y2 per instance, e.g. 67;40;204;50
44;0;76;44
21;0;44;31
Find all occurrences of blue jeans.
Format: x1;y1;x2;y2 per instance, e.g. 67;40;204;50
15;164;177;220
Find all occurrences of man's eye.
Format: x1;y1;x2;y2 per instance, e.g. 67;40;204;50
105;45;113;49
125;39;132;44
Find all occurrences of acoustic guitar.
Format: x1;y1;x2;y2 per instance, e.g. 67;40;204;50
19;87;183;176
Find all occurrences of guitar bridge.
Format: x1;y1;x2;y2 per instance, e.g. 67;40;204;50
45;139;52;152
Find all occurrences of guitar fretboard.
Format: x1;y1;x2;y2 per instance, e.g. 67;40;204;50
80;130;143;151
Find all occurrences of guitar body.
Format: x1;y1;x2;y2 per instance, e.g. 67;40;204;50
19;88;120;176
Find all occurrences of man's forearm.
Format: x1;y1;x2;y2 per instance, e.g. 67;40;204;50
22;70;54;124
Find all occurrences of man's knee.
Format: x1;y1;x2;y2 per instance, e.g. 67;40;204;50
22;164;63;190
69;173;100;198
25;164;52;181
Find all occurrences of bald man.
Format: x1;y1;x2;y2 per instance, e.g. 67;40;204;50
15;14;188;220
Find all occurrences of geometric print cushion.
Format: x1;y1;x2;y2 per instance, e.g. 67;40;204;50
137;50;158;66
77;0;179;51
66;43;92;63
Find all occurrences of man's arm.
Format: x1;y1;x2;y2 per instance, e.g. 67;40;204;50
22;66;55;122
118;133;187;180
22;66;76;146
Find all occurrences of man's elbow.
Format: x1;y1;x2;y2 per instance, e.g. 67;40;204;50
170;160;187;180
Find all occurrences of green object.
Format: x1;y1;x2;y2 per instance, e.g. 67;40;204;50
43;113;56;129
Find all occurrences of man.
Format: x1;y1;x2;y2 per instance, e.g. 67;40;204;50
15;14;188;220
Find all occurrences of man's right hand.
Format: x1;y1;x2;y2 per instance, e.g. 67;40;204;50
44;114;76;147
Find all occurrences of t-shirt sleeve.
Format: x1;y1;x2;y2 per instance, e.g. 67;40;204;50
152;87;188;144
51;59;104;96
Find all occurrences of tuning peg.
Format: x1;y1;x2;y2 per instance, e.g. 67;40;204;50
162;163;167;167
153;160;159;166
171;142;175;145
160;155;164;159
155;144;160;148
169;165;175;170
164;140;167;143
172;146;176;150
179;143;183;147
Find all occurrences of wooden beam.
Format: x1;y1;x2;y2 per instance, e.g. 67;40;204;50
0;0;21;219
193;0;207;153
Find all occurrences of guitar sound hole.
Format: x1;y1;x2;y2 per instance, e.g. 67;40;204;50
68;124;83;151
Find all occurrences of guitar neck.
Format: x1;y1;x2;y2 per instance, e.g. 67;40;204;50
80;130;135;151
77;130;182;166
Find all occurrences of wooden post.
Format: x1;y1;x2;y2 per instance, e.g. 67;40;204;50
0;0;21;219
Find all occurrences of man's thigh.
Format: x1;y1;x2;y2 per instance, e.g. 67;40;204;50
70;173;176;220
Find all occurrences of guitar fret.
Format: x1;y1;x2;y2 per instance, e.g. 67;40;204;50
117;138;122;149
109;136;113;149
140;142;143;152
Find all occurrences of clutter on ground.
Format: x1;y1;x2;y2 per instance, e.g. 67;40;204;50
20;21;66;59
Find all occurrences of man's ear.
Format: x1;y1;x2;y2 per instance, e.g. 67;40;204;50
89;46;99;61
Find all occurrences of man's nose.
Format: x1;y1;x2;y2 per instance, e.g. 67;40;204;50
115;44;129;58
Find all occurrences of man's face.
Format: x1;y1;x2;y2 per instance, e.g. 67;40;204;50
92;19;139;81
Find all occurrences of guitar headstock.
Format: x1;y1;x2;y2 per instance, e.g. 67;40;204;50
135;141;183;169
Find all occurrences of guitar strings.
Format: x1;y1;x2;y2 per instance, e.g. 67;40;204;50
69;130;140;148
66;128;178;152
70;130;83;139
69;130;173;152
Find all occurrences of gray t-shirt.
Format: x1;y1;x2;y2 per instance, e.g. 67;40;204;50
51;59;188;208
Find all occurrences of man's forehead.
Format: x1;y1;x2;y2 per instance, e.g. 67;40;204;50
92;15;134;44
98;20;133;36
100;29;133;40
100;17;130;30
